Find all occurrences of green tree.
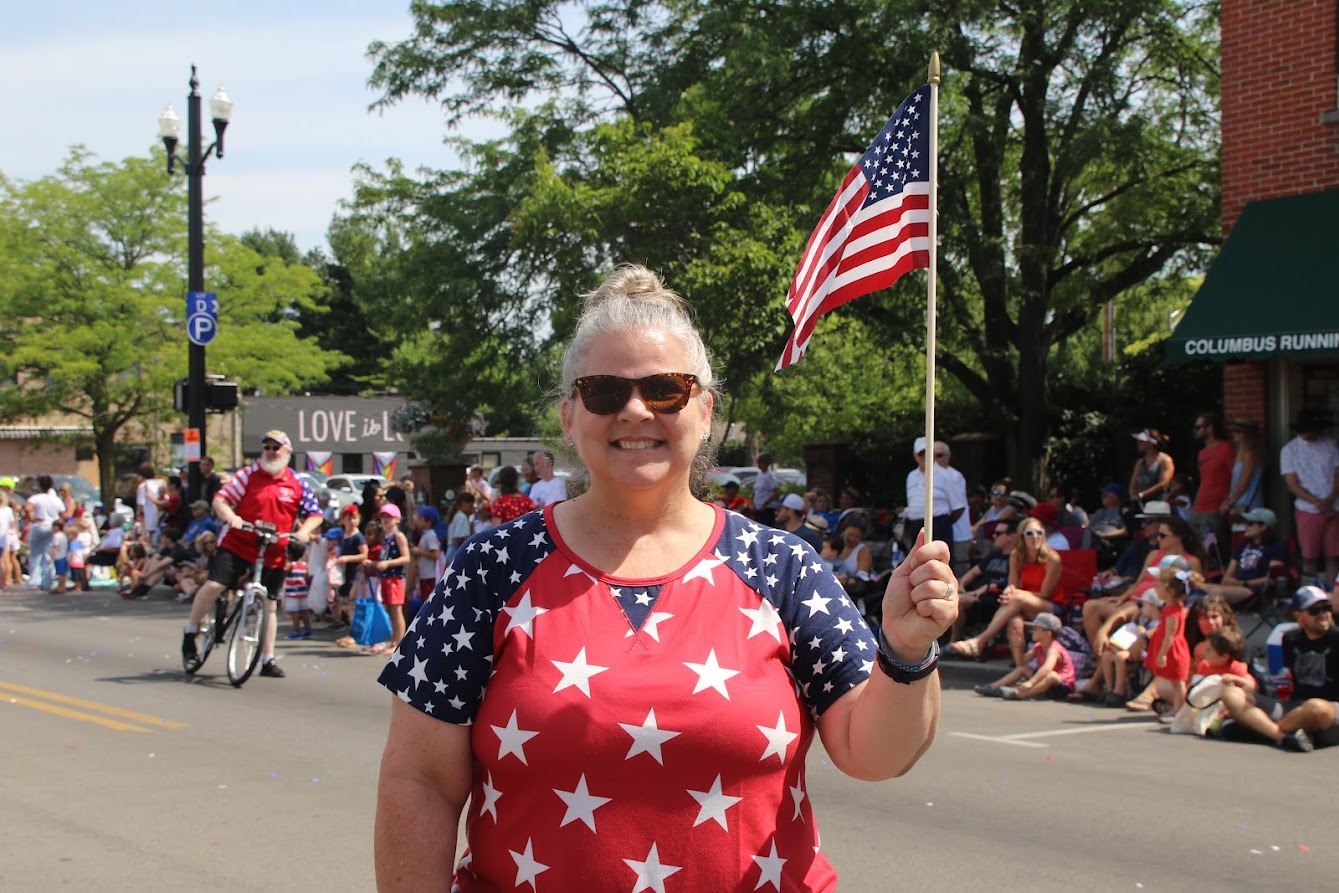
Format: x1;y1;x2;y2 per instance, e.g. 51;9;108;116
0;149;344;501
362;0;1220;484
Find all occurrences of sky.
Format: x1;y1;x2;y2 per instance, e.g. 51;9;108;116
0;1;497;254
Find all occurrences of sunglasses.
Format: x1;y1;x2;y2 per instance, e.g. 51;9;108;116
262;444;283;452
990;489;1007;496
572;373;699;415
993;529;1013;537
1307;604;1333;617
1022;530;1045;538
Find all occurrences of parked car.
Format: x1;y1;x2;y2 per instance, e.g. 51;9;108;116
727;466;807;488
324;474;388;508
295;472;335;509
706;468;741;489
16;474;101;510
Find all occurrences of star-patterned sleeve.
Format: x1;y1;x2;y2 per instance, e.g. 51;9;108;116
377;510;551;722
717;513;877;719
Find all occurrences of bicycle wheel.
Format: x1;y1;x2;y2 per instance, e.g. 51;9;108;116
225;589;266;687
183;598;226;675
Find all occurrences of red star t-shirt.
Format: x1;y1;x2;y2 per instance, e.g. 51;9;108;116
379;505;879;891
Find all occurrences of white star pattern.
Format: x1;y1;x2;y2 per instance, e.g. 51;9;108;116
407;656;430;689
751;839;787;890
757;711;799;763
687;774;743;830
682;555;726;586
509;838;549;890
480;770;502;821
684;649;741;699
739;599;784;644
502;591;549;639
624;842;682;893
619;708;682;765
801;591;833;617
551;647;610;698
553;773;612;832
788;783;806;821
492;710;539;765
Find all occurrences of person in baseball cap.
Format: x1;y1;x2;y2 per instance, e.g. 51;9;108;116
262;430;291;448
974;610;1076;700
774;492;821;548
1214;584;1338;752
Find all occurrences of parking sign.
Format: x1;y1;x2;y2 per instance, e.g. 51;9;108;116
187;291;218;346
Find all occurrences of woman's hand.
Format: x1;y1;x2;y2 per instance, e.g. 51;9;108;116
1156;653;1167;668
879;532;956;664
999;585;1015;606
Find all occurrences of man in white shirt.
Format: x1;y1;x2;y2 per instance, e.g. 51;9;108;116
135;464;165;545
1280;410;1339;579
934;441;972;576
528;450;568;507
751;453;780;526
25;475;66;589
905;436;964;550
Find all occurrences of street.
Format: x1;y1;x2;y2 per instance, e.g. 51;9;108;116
1;589;1332;891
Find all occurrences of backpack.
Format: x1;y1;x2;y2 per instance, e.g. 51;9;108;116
1055;623;1094;680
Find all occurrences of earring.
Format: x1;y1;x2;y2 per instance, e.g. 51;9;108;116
700;434;710;444
566;437;574;448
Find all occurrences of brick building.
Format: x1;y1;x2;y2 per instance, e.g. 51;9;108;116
1168;0;1339;533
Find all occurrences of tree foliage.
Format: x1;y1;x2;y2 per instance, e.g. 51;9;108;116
356;0;1220;484
0;149;344;499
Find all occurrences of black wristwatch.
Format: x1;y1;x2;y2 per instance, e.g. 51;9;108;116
874;630;940;684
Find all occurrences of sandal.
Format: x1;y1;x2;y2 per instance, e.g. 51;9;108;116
948;639;983;661
1125;698;1154;712
366;643;392;655
335;636;357;648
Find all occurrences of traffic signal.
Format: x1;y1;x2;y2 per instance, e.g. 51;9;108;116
174;376;239;412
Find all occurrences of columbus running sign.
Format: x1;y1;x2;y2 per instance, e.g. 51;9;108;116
1177;330;1339;359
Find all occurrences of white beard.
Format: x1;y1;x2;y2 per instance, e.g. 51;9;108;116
259;454;288;475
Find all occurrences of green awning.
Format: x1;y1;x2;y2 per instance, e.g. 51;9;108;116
1167;189;1339;363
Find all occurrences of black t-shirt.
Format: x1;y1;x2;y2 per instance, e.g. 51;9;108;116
975;548;1011;589
1283;627;1339;701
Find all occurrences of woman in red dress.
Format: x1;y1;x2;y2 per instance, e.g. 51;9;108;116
949;516;1063;665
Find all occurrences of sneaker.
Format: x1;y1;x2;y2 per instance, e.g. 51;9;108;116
259;659;286;678
182;633;197;662
285;630;305;640
999;686;1020;700
300;629;313;639
1101;691;1126;708
973;684;1001;697
1280;729;1314;752
1194;709;1223;738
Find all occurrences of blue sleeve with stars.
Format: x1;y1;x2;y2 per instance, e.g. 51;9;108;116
718;513;877;719
377;511;551;723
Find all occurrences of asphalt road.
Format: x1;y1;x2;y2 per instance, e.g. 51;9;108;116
1;590;1332;891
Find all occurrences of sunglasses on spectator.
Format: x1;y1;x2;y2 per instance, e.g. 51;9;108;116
1156;532;1173;539
1307;604;1333;617
572;373;699;415
1022;530;1045;538
993;529;1013;537
990;489;1007;496
934;452;947;458
262;443;283;452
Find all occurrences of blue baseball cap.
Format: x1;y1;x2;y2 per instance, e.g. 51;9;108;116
416;506;441;525
323;528;344;540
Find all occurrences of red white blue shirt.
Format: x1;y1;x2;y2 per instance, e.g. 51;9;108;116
216;465;320;568
378;505;878;891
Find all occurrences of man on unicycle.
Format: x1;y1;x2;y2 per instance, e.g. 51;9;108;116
181;430;323;678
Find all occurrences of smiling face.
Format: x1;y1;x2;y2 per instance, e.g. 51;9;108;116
561;327;711;498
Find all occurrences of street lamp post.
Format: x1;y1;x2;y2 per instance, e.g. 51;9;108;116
159;66;232;503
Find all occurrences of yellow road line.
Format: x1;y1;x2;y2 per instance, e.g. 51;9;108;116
0;680;185;730
5;696;151;732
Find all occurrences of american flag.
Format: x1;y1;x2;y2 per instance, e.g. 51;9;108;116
776;86;932;370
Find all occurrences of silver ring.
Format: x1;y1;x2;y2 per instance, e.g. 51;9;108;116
944;583;955;601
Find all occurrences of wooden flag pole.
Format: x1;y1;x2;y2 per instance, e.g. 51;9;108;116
922;52;942;544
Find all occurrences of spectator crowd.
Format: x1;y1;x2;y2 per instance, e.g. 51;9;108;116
3;408;1336;753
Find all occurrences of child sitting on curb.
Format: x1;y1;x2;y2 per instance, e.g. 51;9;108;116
1071;589;1161;707
974;612;1076;700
